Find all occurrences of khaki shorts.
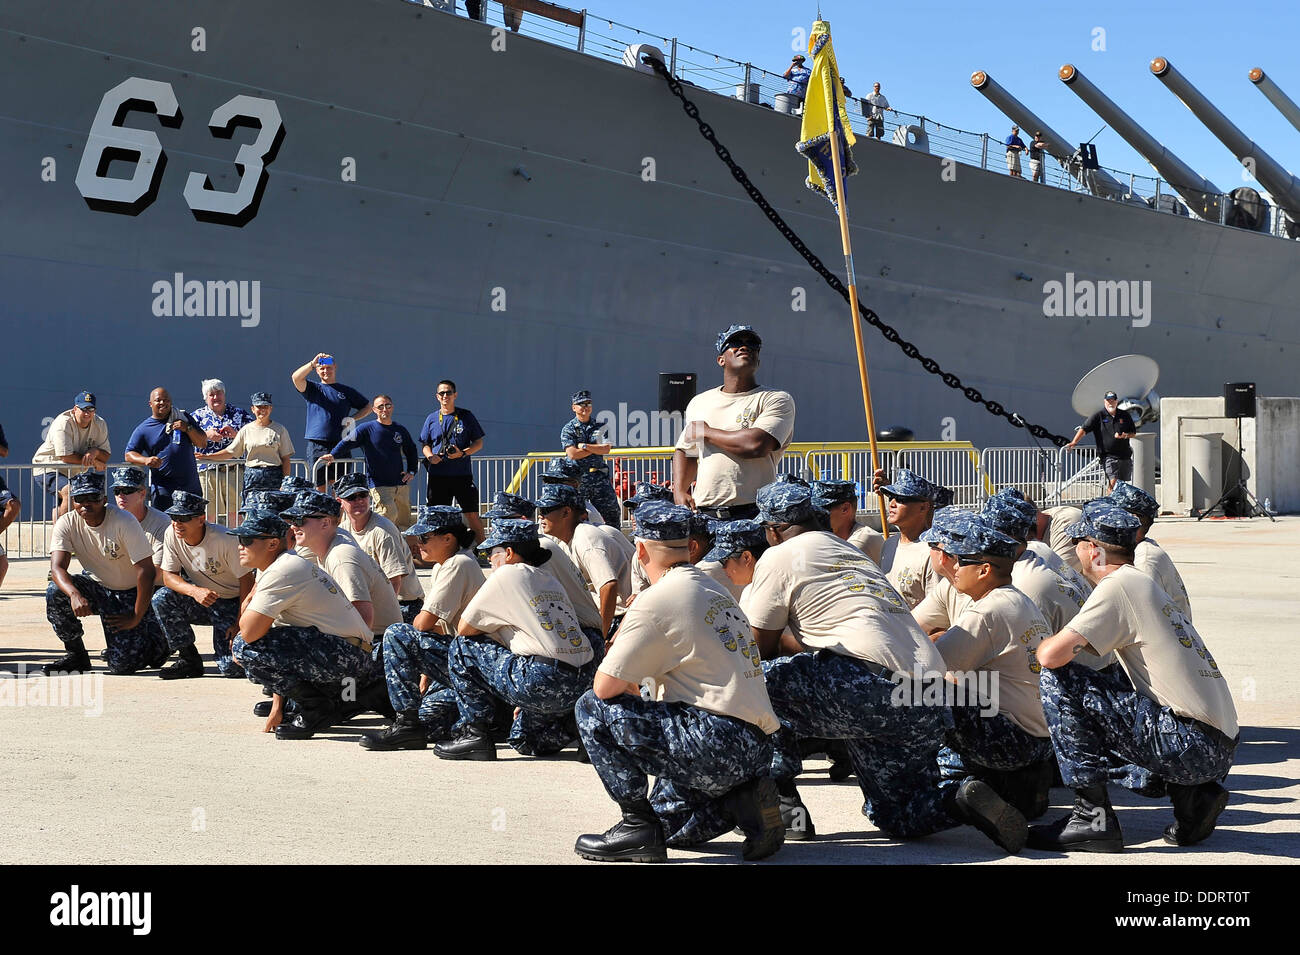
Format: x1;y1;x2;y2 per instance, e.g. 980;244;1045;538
201;465;244;523
371;484;413;530
1006;151;1021;174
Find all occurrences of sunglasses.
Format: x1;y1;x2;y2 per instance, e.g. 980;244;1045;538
727;339;761;351
955;555;990;567
437;391;455;397
170;515;203;523
237;536;269;547
71;495;104;505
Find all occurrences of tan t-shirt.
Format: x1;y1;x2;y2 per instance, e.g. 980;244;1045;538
421;552;486;633
247;551;373;645
602;565;780;734
223;420;294;468
137;506;172;566
51;507;153;590
1012;552;1087;635
697;558;744;601
1135;538;1191;621
349;512;424;603
877;535;937;608
1044;506;1084;572
937;585;1051;737
310;530;403;636
460;562;594;665
568;523;631;600
912;576;972;634
1026;540;1093;597
539;538;605;631
848;515;885;566
630;542;651;597
161;522;251;598
675;386;795;507
1067;564;1237;738
741;531;945;677
32;411;111;475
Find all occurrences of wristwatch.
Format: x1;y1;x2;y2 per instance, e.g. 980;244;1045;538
578;443;586;450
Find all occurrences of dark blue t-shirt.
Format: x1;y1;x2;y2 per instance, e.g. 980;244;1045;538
125;413;202;494
419;407;485;477
301;380;368;444
332;420;419;487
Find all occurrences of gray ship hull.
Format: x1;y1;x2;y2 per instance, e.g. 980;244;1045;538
1;0;1295;462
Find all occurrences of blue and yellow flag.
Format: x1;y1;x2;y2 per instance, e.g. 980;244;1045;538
796;20;857;212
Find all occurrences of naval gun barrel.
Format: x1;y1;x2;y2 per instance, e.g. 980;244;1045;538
970;70;1128;200
1248;68;1300;136
1152;57;1300;222
1059;64;1222;220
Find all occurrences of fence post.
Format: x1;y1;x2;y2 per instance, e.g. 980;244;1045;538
980;132;989;170
576;9;587;53
669;37;677;76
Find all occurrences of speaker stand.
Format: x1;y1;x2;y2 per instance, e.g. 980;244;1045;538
1196;417;1276;522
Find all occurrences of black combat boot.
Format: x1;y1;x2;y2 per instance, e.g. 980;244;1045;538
574;802;667;863
159;644;204;680
254;697;299;718
824;739;854;782
1164;781;1229;846
360;712;429;751
433;722;497;760
43;639;92;675
991;760;1054;820
723;777;785;861
777;781;816;841
1027;784;1123;853
274;684;340;740
951;778;1028;854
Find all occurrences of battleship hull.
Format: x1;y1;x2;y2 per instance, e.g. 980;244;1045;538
1;0;1295;463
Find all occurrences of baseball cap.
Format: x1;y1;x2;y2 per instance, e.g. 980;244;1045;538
756;481;825;525
109;466;147;493
405;505;466;538
484;492;536;521
1104;391;1119;400
1066;504;1140;549
704;519;767;563
68;471;107;499
331;472;371;499
74;391;96;410
226;511;289;540
478;519;547;560
250;392;273;407
571;389;592;405
280;490;341;523
715;324;762;355
535;484;583;512
165;491;209;518
633;501;692;543
943;517;1020;560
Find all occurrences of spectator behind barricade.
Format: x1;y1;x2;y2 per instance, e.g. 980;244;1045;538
193;379;255;526
503;3;523;31
196;393;294;495
318;393;418;530
1029;131;1048;184
1005;125;1026;178
863;82;892;140
0;472;18;591
290;352;371;492
420;380;486;545
124;388;206;512
783;55;810;102
31;391;111;519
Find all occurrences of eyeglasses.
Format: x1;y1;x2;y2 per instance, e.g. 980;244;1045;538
237;536;263;547
341;493;369;502
955;556;989;567
171;515;203;524
727;339;761;351
71;495;103;505
374;403;393;410
437;391;455;397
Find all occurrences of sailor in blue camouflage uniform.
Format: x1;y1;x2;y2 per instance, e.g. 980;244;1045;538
541;456;605;525
1029;505;1239;852
573;502;785;863
742;481;1029;852
434;519;596;760
561;389;622;527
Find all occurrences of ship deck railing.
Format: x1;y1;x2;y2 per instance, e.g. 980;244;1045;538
1;443;1105;558
406;0;1294;239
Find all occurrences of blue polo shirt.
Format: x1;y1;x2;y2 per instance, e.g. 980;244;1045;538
332;420;419;487
301;380;368;444
419;407;485;478
125;413;202;495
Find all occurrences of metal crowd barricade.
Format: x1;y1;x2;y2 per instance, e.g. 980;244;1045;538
978;446;1061;507
800;441;984;512
1054;446;1105;505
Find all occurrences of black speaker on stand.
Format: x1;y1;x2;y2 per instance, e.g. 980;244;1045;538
659;373;696;415
1198;382;1274;521
1224;382;1256;419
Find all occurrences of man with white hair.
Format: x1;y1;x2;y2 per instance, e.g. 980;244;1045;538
193;379;254;525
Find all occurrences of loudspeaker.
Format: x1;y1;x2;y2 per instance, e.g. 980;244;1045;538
1224;382;1256;419
659;373;696;415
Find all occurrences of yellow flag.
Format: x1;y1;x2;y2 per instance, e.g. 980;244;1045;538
796;20;857;211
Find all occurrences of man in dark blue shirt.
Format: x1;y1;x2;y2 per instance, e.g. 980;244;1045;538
321;393;419;529
1066;390;1138;491
561;389;621;526
1005;125;1026;178
419;380;486;545
124;388;206;511
291;352;372;490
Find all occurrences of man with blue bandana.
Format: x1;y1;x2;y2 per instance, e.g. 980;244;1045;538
562;389;622;527
291;353;372;492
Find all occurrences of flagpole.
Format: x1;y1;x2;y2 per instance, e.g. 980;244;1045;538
827;126;890;538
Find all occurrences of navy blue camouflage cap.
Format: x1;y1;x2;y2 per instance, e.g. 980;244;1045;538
484;491;536;520
109;466;148;492
705;519;767;563
541;457;583;483
405;504;466;537
811;479;858;508
688;511;717;539
570;389;592;405
777;473;810;487
1108;481;1159;522
478;518;541;554
250;392;273;406
226;510;288;540
240;490;296;515
1066;503;1140;549
880;468;936;502
634;501;693;542
919;506;975;548
942;516;1020;560
716;324;762;355
756;480;826;525
74;391;96;409
331;472;372;499
994;487;1029;504
280;490;342;522
281;475;315;493
164;490;208;518
68;471;107;499
980;496;1036;541
535;483;583;512
623;481;673;509
932;485;955;510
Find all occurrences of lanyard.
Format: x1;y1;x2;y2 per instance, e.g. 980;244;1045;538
439;411;459;440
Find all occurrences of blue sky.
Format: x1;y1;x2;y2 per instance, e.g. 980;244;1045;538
575;0;1300;197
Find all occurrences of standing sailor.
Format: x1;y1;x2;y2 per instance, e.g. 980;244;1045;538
562;389;622;527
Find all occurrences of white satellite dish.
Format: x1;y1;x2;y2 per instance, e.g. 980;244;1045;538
1071;355;1161;424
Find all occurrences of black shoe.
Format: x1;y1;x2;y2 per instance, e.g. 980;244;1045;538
779;793;816;841
724;777;785;861
953;779;1028;854
1027;786;1123;853
147;645;173;669
360;713;428;751
159;644;204;680
574;804;667;863
1164;782;1229;846
434;723;497;761
221;666;246;679
273;683;338;740
98;648;109;662
575;738;591;763
43;649;92;675
253;700;274;718
358;678;396;721
992;761;1053;821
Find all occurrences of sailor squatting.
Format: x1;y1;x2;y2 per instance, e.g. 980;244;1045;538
32;325;1237;862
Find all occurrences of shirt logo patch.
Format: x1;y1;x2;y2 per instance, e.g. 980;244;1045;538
102;539;121;559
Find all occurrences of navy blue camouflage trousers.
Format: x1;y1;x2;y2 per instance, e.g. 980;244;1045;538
46;576;166;674
938;704;1054;790
763;649;958;838
382;622;459;739
575;690;774;846
233;625;377;699
1040;663;1237;791
150;586;242;674
580;470;622;528
509;625;605;755
447;635;594;737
